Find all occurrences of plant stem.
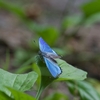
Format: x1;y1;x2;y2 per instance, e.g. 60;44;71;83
36;85;44;100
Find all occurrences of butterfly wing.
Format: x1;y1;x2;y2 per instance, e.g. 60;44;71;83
39;37;62;78
44;57;62;78
39;37;57;55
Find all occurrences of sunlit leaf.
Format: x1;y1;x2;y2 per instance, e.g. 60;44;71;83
56;59;87;81
0;69;38;96
37;58;87;82
35;58;87;99
37;58;87;85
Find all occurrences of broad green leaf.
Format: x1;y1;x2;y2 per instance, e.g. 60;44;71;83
35;57;87;99
56;59;87;81
44;92;68;100
67;80;100;100
37;58;87;81
0;69;38;96
7;87;36;100
81;0;100;18
0;91;13;100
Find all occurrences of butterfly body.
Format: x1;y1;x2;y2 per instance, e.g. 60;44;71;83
39;37;62;78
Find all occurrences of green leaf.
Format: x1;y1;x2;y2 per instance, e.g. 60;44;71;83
67;80;100;100
7;87;36;100
44;92;68;100
84;13;100;26
35;57;87;99
0;91;13;100
62;15;83;29
0;69;38;96
81;0;100;18
36;26;59;46
37;58;87;81
35;57;56;100
32;63;41;87
56;59;87;81
88;78;100;95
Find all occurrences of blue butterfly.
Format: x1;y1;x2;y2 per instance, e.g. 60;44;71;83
39;37;62;78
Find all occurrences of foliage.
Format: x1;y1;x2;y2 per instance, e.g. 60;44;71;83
81;0;100;18
0;0;100;100
0;87;36;100
33;58;87;99
67;80;100;100
0;69;38;96
81;0;100;26
0;57;87;100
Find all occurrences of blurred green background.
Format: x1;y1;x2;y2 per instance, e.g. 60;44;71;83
0;0;100;99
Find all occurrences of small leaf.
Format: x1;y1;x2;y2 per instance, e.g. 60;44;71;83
67;80;100;100
7;87;36;100
56;59;87;81
0;69;38;96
